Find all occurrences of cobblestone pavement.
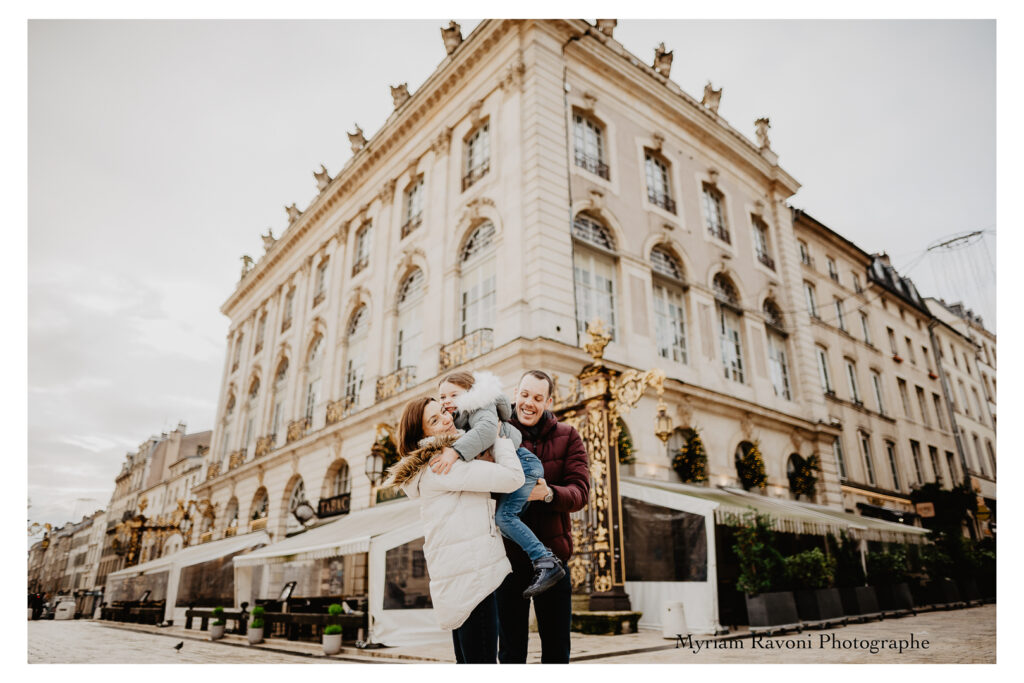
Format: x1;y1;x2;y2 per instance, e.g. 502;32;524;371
28;605;995;664
595;604;996;664
28;620;332;664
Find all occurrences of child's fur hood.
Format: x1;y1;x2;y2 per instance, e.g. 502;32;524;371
454;371;511;420
382;431;464;490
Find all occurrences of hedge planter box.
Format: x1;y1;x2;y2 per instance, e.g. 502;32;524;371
958;578;982;604
839;586;879;617
794;588;844;624
571;610;642;635
874;583;914;613
745;591;800;630
932;578;962;606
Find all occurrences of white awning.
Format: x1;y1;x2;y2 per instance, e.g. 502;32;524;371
234;500;422;567
106;530;270;579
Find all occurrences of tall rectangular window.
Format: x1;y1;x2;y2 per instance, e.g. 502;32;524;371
972;387;985;424
853;273;862;293
353;223;371;275
402;177;424;237
834;436;848;481
816;345;833;394
804;282;818;318
701;184;727;240
646;154;676;214
752;217;774;269
946;452;959;485
255;313;266;353
860;432;876;486
860;311;871;345
910;440;923;485
827;257;839;281
973;434;986;475
845;359;861;403
653;283;688;364
958;380;971;417
887;327;898;354
460;256;496;336
916;386;930;427
574;250;617;340
766;331;791;400
835;297;847;331
871;371;885;414
718;307;745;383
886;441;900;491
932;393;946;429
929;446;943;485
799;240;811;266
463;123;490;190
898;378;912;418
905;337;916;364
573;114;608;179
313;260;328;304
282;288;295;330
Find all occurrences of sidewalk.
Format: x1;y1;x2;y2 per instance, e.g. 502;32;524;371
100;602;994;664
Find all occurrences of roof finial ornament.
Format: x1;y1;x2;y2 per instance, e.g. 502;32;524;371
261;228;276;252
653;42;673;78
313;164;332;191
348;124;367;154
285;203;302;223
595;19;617;37
441;21;463;55
754;117;771;150
391;83;410;109
240;255;254;278
702;81;722;114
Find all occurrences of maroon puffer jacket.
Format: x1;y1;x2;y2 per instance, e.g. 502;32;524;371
504;409;590;571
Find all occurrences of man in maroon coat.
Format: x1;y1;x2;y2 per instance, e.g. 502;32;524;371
497;369;590;663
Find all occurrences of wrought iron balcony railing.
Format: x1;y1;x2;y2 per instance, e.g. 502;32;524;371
227;450;245;471
647;190;676;214
254;434;275;458
757;251;775;270
326;396;357;425
351;258;368;277
376;366;417;402
574;152;610;180
462;162;490;191
401;214;422;239
286;417;311;444
439;328;494;371
708;224;731;244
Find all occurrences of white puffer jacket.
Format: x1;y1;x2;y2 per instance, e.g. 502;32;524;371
384;432;524;630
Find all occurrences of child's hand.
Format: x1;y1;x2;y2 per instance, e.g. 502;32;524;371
429;447;460;475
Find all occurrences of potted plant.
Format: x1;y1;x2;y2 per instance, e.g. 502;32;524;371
209;606;226;640
866;547;915;614
735;442;767;491
732;511;799;630
247;605;265;644
785;547;844;624
671;428;708;484
322;603;344;655
828;532;880;618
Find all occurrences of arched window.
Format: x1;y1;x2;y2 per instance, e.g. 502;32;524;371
572;213;617;340
651;246;687;364
460;222;496;337
220;393;235;463
345;306;368;405
285;478;307;535
714;274;744;383
395;269;425;370
224;498;239;532
763;299;790;400
271;358;289;442
244;378;259;457
331;461;351;497
304;335;324;422
251;488;268;521
231;333;244;372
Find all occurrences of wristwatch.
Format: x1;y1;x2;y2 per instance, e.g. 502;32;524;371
543;485;554;504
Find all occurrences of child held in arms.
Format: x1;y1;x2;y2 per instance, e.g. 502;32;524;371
430;371;565;598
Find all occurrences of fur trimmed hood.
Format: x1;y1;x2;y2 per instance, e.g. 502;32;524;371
382;430;463;491
454;371;511;420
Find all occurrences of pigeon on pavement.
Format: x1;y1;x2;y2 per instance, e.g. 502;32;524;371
174;641;184;652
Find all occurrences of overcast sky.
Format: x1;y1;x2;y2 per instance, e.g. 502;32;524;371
26;19;996;531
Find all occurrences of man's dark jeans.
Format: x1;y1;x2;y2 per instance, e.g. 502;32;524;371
452;590;499;663
496;568;571;663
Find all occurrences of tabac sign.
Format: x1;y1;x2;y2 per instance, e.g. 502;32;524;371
317;493;351;519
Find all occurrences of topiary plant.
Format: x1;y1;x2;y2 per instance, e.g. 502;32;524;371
212;606;226;626
732;510;784;596
784;548;836;590
735;441;767;490
327;603;343;617
672;429;708;483
250;605;265;629
324;624;343;636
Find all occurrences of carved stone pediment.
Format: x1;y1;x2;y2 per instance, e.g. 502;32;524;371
581;91;597;112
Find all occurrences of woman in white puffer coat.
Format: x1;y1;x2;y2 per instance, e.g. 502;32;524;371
383;395;524;664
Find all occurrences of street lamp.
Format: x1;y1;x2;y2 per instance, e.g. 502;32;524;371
364;449;385;487
292;499;316;525
654;398;673;443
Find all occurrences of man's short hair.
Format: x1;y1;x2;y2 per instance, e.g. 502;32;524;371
518;369;554;399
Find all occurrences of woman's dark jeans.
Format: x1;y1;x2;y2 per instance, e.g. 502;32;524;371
452;590;499;663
